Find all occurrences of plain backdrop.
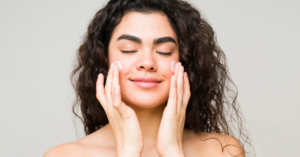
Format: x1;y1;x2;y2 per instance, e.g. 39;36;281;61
0;0;299;156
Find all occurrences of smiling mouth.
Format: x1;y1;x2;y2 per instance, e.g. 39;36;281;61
131;80;161;89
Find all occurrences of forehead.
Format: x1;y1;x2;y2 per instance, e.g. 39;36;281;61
111;12;178;42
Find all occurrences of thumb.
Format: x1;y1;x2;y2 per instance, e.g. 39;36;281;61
112;84;135;119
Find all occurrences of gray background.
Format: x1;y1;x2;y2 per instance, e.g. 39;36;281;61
0;0;299;156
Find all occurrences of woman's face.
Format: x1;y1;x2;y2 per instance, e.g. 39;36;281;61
108;12;179;108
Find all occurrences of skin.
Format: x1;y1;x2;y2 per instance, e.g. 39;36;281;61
44;12;245;157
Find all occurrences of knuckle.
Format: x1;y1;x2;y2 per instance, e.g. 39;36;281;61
122;114;131;121
172;91;178;98
122;112;134;122
170;93;177;99
169;112;178;119
113;102;121;108
114;90;120;96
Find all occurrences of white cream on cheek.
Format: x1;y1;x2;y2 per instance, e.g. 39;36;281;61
114;60;122;71
171;61;176;73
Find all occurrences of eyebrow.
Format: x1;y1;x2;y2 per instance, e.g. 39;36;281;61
117;34;177;45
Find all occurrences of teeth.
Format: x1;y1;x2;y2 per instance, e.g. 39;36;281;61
115;61;122;71
171;61;176;73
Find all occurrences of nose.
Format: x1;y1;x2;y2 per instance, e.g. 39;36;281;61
136;50;157;72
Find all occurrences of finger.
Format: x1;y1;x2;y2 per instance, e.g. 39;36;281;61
175;62;181;76
110;61;122;114
110;63;129;118
182;72;191;109
96;73;108;111
176;65;184;113
111;84;135;119
105;63;114;110
167;75;177;114
111;61;119;96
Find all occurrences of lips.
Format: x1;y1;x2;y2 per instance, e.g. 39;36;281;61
131;77;161;83
131;77;161;89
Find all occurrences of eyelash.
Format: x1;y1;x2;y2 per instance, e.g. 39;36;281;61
121;50;172;56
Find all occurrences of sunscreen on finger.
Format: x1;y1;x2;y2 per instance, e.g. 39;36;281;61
171;61;176;73
115;60;122;71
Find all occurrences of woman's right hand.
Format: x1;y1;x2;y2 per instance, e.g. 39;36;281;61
96;62;144;157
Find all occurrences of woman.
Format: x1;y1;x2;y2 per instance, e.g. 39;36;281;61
45;0;252;156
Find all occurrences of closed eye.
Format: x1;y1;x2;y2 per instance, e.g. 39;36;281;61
121;50;137;53
121;50;172;56
157;52;172;56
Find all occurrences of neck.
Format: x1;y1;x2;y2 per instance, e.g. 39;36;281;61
130;102;166;148
104;102;167;149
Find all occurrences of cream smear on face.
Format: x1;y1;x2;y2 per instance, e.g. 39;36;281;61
114;60;122;71
171;61;176;73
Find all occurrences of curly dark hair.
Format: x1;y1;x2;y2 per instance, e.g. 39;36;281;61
70;0;254;156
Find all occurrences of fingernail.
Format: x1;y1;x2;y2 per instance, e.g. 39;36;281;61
171;61;176;73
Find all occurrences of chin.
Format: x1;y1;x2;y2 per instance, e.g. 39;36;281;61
122;95;167;109
119;81;170;109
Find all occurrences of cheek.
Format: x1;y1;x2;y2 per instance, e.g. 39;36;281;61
163;71;173;87
117;62;132;89
160;61;175;80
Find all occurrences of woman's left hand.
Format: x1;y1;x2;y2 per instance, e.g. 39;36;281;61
156;62;191;157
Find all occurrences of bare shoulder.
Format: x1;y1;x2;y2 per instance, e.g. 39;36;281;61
43;125;115;157
183;131;245;157
205;133;245;157
43;142;84;157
